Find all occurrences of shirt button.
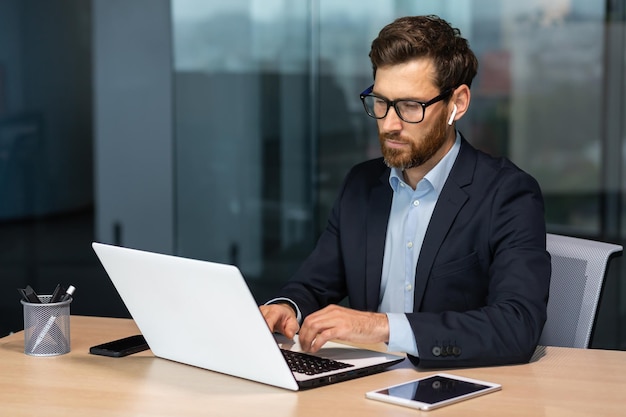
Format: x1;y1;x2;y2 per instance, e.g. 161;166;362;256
413;200;420;206
407;241;413;249
406;284;413;291
400;182;405;188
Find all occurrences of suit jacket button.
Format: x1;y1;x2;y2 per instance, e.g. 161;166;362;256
432;346;441;356
453;346;461;356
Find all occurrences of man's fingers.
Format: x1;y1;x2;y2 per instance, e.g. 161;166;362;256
260;305;280;330
283;319;299;339
298;310;337;352
297;305;390;352
260;304;299;338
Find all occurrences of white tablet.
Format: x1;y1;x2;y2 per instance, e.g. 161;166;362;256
366;373;501;411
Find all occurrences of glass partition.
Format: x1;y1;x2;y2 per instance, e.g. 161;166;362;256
172;1;313;300
172;1;612;302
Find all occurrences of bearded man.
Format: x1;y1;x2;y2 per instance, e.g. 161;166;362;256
261;15;550;368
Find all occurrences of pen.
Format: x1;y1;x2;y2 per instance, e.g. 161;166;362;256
49;284;65;303
32;315;57;352
22;286;42;303
17;288;29;302
60;285;76;301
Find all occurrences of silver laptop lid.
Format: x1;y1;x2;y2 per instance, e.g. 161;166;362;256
92;242;300;390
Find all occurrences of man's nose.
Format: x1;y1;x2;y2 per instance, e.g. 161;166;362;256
380;105;403;131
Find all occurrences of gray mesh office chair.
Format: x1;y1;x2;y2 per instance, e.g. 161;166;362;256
539;233;623;348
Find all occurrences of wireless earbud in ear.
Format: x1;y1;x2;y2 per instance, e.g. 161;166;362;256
448;104;458;126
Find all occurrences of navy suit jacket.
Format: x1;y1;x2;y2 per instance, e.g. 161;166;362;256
278;137;551;368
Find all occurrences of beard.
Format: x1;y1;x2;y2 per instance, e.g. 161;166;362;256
379;107;450;170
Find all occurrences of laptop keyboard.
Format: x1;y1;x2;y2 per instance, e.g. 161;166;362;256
281;349;354;375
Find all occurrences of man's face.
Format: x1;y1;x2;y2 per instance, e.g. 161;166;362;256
374;58;455;170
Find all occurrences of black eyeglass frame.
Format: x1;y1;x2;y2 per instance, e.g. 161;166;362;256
359;85;453;124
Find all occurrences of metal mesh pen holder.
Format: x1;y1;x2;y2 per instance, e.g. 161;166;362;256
21;296;72;356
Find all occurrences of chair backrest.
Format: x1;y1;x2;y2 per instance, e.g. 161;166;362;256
539;233;623;348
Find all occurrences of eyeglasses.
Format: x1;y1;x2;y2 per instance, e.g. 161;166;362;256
359;85;452;124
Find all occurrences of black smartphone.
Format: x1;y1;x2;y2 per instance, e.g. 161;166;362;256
89;334;149;357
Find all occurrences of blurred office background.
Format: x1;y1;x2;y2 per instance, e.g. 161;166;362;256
1;0;625;350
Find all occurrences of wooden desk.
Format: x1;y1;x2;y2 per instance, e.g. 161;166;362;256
1;316;625;416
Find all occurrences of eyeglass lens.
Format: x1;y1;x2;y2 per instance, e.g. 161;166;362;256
362;96;425;123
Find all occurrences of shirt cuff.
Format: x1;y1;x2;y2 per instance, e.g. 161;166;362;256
265;297;302;323
386;313;419;357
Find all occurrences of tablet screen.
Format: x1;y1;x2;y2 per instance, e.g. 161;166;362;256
375;375;491;404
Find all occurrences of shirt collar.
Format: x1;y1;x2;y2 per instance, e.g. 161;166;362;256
389;132;461;194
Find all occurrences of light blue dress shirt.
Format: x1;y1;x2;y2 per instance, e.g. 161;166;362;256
381;134;461;356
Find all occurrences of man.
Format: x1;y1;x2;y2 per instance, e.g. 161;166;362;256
261;15;550;368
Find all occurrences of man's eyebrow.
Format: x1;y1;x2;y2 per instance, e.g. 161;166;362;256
372;90;430;102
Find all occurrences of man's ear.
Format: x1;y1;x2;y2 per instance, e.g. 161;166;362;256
448;84;471;124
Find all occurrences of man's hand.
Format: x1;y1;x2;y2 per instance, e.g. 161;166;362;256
260;303;300;339
297;305;389;353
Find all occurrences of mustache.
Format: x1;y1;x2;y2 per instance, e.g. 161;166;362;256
380;132;410;143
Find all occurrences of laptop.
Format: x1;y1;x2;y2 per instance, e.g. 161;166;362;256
91;242;405;391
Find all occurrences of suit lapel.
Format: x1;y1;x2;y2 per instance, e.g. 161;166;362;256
412;139;476;311
365;170;393;311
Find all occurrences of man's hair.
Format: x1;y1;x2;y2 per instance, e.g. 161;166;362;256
369;15;478;91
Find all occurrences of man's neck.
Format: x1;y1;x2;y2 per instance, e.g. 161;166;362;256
402;136;456;189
